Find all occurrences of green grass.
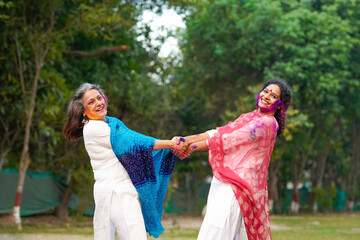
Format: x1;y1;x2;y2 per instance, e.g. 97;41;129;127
270;214;360;240
154;214;360;240
151;226;199;240
1;213;360;240
0;214;93;235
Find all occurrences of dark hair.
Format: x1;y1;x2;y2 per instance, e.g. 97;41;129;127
63;83;106;141
260;78;292;137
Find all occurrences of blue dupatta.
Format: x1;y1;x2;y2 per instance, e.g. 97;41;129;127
106;116;175;238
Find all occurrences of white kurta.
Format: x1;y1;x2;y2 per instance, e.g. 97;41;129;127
197;130;248;240
197;177;248;240
83;120;147;240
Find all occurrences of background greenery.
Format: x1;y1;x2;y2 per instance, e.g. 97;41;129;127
0;0;359;223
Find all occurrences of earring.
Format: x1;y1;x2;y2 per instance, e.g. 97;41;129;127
82;115;88;123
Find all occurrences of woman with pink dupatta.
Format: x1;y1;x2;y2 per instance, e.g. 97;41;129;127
179;79;291;240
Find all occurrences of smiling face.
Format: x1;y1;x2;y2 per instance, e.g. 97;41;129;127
82;89;107;121
257;84;281;115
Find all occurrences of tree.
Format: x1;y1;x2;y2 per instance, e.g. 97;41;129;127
0;0;139;229
177;0;357;213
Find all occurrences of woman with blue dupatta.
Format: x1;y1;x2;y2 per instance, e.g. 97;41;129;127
63;83;186;240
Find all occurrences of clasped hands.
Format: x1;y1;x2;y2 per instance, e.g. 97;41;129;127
170;136;194;159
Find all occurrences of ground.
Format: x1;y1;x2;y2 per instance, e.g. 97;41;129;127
2;213;360;240
0;213;203;240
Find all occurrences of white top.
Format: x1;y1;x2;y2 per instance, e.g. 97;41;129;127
207;129;218;138
83;120;145;240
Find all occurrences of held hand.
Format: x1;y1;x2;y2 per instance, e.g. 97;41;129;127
170;136;189;158
178;143;199;159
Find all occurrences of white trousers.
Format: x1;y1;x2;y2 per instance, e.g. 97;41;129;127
197;177;248;240
110;192;147;240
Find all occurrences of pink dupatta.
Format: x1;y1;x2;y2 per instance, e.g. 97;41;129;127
207;110;278;240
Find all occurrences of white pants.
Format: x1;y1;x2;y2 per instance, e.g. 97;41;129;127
197;177;248;240
110;192;147;240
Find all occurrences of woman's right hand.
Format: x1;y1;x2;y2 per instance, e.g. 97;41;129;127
170;136;189;158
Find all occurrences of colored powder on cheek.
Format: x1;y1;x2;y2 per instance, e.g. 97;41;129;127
257;94;282;113
191;145;198;150
256;95;260;107
87;108;100;120
102;95;108;111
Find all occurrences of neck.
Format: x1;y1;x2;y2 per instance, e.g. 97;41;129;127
257;108;276;116
88;116;107;122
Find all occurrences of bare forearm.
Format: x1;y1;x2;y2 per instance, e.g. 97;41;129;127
185;132;210;144
188;140;208;152
153;140;173;150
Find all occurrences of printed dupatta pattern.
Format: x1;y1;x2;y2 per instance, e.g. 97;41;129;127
106;116;175;238
207;110;278;240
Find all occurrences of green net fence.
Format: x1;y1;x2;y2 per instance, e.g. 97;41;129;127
0;169;358;216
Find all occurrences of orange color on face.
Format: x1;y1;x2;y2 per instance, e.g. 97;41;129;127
87;107;101;120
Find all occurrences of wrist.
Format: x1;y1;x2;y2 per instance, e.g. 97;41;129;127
170;139;177;149
189;143;197;153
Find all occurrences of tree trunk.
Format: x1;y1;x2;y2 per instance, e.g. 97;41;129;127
185;173;191;214
313;140;331;189
0;149;10;176
13;39;46;229
348;117;360;212
290;150;300;214
13;154;30;230
64;45;130;58
290;149;308;213
268;159;281;213
311;139;331;213
13;70;39;230
56;179;74;222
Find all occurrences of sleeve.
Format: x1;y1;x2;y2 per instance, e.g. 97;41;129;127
107;117;156;157
206;129;218;138
214;114;245;132
209;116;277;155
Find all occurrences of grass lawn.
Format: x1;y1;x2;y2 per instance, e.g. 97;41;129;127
152;214;360;240
0;213;359;240
270;214;360;240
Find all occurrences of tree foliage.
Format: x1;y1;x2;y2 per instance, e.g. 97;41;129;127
1;0;359;217
177;0;360;212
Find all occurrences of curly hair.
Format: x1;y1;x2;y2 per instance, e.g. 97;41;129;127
63;83;106;141
259;79;292;137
